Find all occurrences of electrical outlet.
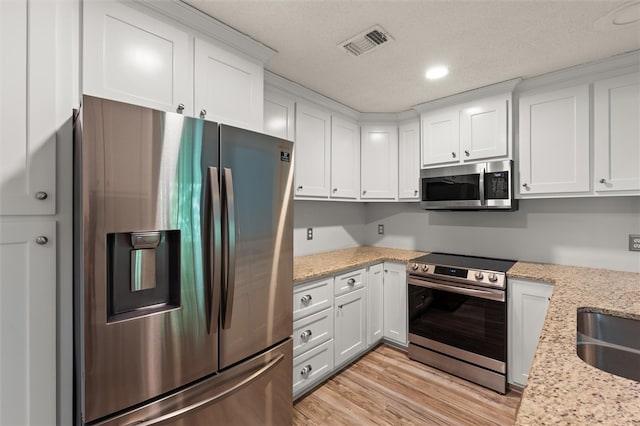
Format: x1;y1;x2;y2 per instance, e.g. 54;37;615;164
307;227;313;240
378;224;384;235
629;234;640;252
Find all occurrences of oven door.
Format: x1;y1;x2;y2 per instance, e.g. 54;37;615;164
407;276;507;372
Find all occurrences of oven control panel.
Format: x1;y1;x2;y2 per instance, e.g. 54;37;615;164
407;262;507;290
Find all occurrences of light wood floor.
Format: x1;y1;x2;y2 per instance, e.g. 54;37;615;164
293;344;521;426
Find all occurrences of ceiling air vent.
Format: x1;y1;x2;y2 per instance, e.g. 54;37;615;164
339;25;394;57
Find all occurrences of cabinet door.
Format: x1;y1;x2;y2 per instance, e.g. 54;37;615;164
294;103;331;198
383;263;407;346
334;288;366;367
460;96;508;161
519;85;590;195
83;1;192;115
1;0;56;215
594;72;640;192
361;125;398;199
508;278;553;387
398;120;420;200
366;264;384;347
194;38;264;131
330;116;360;199
421;109;459;167
264;90;295;140
0;221;56;425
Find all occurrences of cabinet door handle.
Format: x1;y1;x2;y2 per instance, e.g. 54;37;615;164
599;178;606;184
451;152;456;158
200;109;207;118
297;185;303;191
35;191;48;200
300;294;312;304
333;188;338;193
300;329;312;340
347;278;356;286
414;190;418;196
362;190;367;195
35;236;48;245
522;183;529;188
176;103;185;114
464;150;470;156
300;365;312;377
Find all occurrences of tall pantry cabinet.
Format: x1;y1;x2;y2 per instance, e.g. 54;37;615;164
0;0;78;424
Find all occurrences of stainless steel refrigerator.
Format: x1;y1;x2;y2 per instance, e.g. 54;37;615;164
73;95;293;425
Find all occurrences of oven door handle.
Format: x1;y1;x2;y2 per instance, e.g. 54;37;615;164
408;277;505;302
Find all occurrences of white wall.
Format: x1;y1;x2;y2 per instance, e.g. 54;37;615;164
364;198;640;273
293;201;366;256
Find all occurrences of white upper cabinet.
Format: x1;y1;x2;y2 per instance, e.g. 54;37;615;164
361;125;398;200
264;90;295;140
594;72;640;192
421;109;459;167
1;0;56;215
295;103;331;198
194;38;263;131
83;1;193;115
330;116;360;199
398;120;420;200
460;96;508;161
518;85;590;196
421;94;510;168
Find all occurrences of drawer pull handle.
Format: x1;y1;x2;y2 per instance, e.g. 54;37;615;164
300;365;312;378
300;329;312;340
347;278;356;286
35;191;48;200
300;294;312;304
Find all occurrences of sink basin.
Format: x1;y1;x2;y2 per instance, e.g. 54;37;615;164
576;310;640;382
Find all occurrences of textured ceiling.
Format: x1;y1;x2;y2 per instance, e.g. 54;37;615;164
183;0;640;113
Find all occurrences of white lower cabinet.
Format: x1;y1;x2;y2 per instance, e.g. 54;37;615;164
334;288;367;367
508;278;554;387
366;264;384;347
293;339;334;399
383;262;408;346
0;221;56;425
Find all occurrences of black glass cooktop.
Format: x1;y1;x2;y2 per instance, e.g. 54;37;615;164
411;252;517;273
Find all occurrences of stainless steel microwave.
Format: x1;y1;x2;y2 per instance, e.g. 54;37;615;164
420;160;518;211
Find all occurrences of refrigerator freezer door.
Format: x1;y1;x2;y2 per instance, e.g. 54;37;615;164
219;125;294;369
93;339;293;426
78;96;221;423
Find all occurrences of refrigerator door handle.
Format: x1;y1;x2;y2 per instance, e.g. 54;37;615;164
207;167;222;334
222;168;237;330
122;354;285;426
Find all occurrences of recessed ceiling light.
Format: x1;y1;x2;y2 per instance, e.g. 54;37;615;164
425;65;449;80
594;1;640;30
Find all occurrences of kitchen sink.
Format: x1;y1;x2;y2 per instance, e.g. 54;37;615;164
576;309;640;382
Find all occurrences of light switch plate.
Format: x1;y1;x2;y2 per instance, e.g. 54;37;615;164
629;234;640;252
307;227;313;240
378;224;384;235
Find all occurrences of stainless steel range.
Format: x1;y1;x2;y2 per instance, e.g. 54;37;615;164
406;253;516;394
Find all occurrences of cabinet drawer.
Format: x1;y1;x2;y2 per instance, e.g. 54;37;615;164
293;308;333;358
334;268;365;296
293;277;333;321
293;339;334;399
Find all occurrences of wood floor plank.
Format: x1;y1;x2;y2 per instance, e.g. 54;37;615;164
293;344;520;426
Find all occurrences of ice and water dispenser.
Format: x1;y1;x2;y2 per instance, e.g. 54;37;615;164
107;230;181;321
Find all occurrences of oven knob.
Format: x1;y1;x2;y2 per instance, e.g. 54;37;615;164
475;271;484;280
421;265;429;272
411;263;419;271
488;273;498;282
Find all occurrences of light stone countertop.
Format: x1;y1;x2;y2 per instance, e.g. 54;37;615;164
293;246;425;283
294;247;640;424
508;262;640;425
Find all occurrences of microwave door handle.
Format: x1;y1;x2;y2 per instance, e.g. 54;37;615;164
207;167;222;334
479;168;486;206
222;168;237;330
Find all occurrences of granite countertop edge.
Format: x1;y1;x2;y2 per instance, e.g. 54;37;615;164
293;247;640;424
